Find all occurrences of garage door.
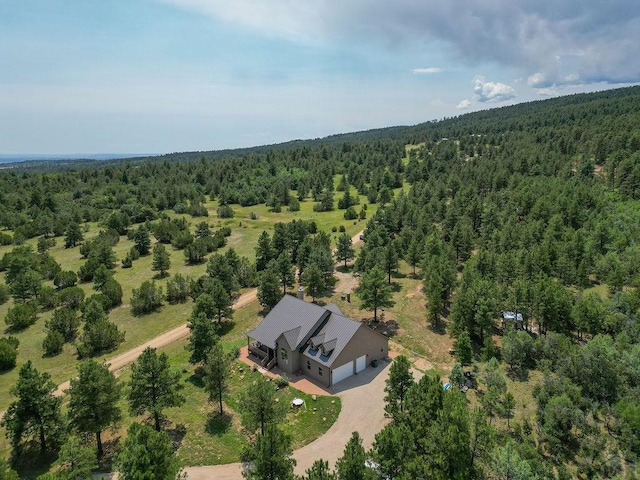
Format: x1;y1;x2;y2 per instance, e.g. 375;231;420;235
356;355;367;373
332;361;354;386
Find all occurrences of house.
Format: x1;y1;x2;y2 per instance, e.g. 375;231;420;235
246;295;388;388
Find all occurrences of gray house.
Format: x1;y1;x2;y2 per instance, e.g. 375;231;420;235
247;295;388;388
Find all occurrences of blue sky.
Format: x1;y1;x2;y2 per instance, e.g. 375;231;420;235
1;0;639;154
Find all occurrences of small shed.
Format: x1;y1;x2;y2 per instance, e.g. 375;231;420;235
502;311;524;329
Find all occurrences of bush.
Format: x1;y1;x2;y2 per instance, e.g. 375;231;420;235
250;212;259;220
54;270;78;289
166;274;190;304
131;281;163;316
173;203;187;214
0;338;18;371
121;254;133;269
344;206;358;220
217;205;235;218
0;232;12;245
100;278;123;309
38;286;59;311
43;331;64;357
5;303;37;331
46;307;80;342
331;226;337;232
339;225;346;232
288;197;300;212
58;286;85;310
77;319;125;358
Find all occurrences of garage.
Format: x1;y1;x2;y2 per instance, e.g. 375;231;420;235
356;355;367;373
332;361;354;386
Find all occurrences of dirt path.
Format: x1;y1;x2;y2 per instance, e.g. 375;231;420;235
53;289;258;396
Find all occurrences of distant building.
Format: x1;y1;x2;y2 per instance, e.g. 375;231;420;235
246;295;388;387
502;311;524;329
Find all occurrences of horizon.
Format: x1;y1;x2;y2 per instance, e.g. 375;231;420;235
2;1;639;154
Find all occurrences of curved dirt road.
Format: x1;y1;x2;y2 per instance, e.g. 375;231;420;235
54;289;258;396
184;360;391;479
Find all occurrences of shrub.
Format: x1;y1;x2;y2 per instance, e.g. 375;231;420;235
121;254;133;269
166;274;190;304
5;303;37;331
100;278;123;309
0;338;18;371
344;206;358;220
46;307;80;342
77;319;125;358
43;331;65;357
217;205;235;218
58;286;85;310
38;286;59;311
339;225;346;232
131;281;163;316
250;212;259;220
331;226;338;233
54;270;78;289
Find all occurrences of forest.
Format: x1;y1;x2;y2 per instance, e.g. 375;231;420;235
0;85;640;479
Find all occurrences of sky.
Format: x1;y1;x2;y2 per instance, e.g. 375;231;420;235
1;1;639;155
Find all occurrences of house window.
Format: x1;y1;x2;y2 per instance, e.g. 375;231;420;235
318;367;323;376
307;360;311;370
280;348;288;360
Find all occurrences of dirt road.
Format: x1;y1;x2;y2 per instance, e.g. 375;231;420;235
53;289;258;396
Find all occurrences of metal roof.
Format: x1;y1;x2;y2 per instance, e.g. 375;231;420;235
246;294;329;349
301;312;361;367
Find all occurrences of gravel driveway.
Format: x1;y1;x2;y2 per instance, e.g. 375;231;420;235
184;360;391;479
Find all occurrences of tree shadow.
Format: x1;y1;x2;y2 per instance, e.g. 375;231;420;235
167;423;187;451
97;435;122;472
390;282;402;293
427;321;447;335
335;264;354;273
506;367;530;382
187;368;205;388
12;446;57;479
153;271;170;280
363;317;399;338
206;412;232;436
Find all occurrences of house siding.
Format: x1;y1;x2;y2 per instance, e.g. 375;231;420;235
330;326;388;382
304;357;331;388
276;334;300;376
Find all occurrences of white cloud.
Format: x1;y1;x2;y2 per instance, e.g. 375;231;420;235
472;76;516;102
536;87;560;96
456;99;471;109
412;67;443;74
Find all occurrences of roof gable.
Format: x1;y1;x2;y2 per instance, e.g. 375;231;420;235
246;295;329;349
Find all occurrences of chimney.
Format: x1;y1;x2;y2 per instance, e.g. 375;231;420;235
297;286;304;300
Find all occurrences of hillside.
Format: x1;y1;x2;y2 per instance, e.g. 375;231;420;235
1;85;640;479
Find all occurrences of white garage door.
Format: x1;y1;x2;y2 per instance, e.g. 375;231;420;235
356;355;367;373
332;361;354;386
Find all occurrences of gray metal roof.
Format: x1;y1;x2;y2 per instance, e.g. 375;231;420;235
302;312;361;367
246;294;329;349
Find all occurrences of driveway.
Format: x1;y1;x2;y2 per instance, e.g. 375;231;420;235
184;360;391;479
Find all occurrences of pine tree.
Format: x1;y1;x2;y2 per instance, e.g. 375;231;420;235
257;266;281;311
128;347;185;431
117;423;182;480
355;266;394;322
152;243;171;277
336;432;368;480
335;233;355;268
64;222;84;248
244;424;295;480
384;355;414;421
204;343;231;415
68;360;121;457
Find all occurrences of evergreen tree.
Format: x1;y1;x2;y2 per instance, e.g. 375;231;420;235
117;423;182;480
257;266;281;311
186;312;219;364
151;243;171;277
384;355;414;421
1;361;64;454
300;460;337;480
54;436;98;480
209;279;234;323
355;266;394;322
128;347;185;431
68;360;121;458
454;331;473;366
238;377;287;435
64;222;84;248
243;424;295;480
273;253;295;295
131;281;163;316
335;233;355;268
336;431;369;480
302;262;326;302
255;231;275;272
132;225;151;256
383;240;399;284
203;343;231;415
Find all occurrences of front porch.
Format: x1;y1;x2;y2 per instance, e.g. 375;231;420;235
239;345;332;396
247;340;277;370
